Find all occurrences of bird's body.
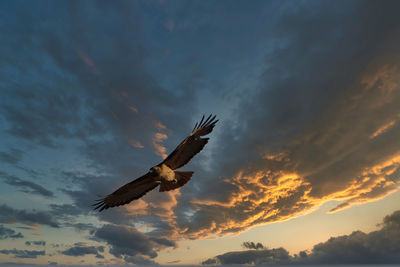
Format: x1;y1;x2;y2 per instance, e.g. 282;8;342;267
152;164;176;182
93;114;218;211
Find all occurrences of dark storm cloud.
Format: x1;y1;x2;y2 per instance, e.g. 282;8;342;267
173;0;400;239
95;224;175;263
0;248;45;259
0;148;23;164
0;204;59;228
60;243;104;257
25;241;46;246
203;210;400;265
0;171;54;197
0;225;23;239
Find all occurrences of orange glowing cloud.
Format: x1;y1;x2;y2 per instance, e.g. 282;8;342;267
370;119;396;139
125;189;182;238
124;199;149;217
178;152;400;239
327;154;400;212
152;133;168;159
127;139;144;149
155;121;167;131
185;171;315;239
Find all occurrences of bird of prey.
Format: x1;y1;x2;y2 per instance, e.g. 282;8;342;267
93;114;218;211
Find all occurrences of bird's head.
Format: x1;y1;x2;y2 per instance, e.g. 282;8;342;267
150;166;160;174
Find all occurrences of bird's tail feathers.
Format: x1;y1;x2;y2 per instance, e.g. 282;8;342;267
159;171;194;192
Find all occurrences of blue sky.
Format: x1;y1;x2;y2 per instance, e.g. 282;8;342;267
1;0;400;265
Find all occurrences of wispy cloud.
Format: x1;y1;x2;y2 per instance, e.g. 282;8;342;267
127;138;144;149
0;148;23;164
155;121;167;131
77;49;100;75
152;133;168;159
0;204;59;228
370;119;397;139
0;172;54;198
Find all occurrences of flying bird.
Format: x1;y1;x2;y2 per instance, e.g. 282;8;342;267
93;114;218;211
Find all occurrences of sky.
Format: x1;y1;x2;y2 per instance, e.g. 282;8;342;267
1;0;400;265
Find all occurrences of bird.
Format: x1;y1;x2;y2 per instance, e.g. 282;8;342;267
93;114;218;211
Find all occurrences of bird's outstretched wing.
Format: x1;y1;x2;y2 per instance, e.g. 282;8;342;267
93;172;159;212
162;114;218;170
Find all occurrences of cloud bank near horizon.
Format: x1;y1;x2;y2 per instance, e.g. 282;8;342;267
203;210;400;265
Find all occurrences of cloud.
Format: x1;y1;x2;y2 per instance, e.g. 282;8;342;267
127;139;144;149
60;243;104;258
25;241;46;246
152;133;168;159
0;171;54;198
76;49;100;75
203;210;400;265
1;89;83;148
125;255;158;265
155;121;167;131
203;247;291;265
63;222;96;233
95;224;175;263
48;204;82;218
0;249;45;259
1;1;196;164
202;258;217;265
0;202;92;234
296;210;400;264
0;225;23;239
0;148;23;164
128;105;138;113
242;241;264;250
168;0;400;239
0;204;59;228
